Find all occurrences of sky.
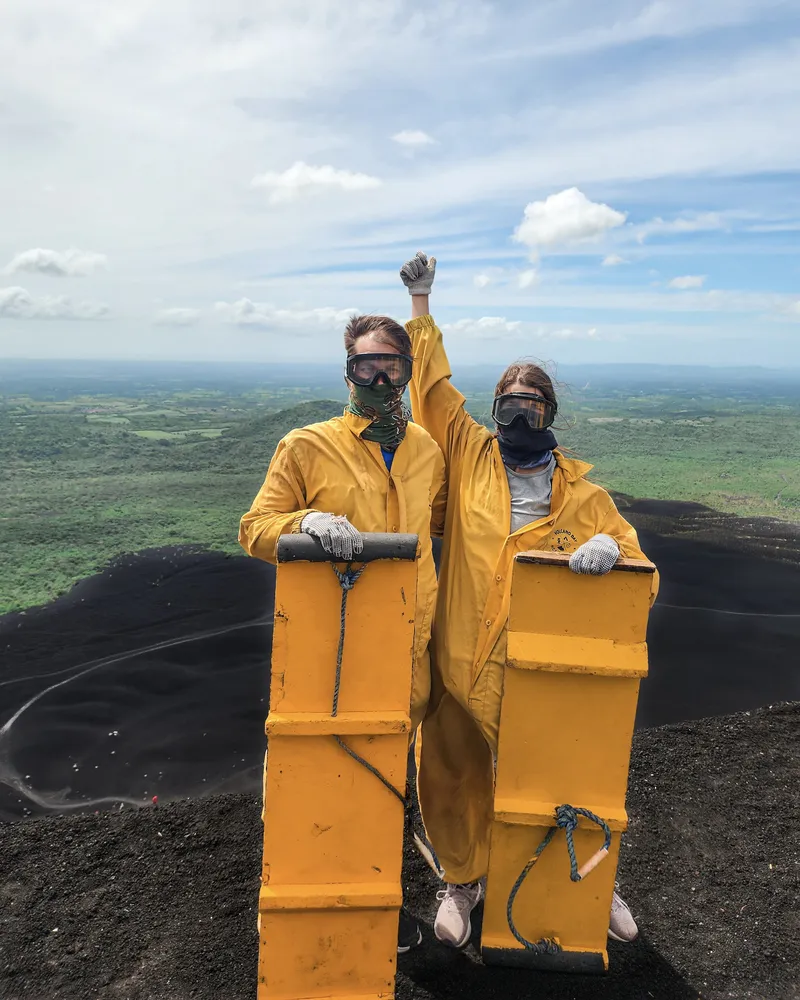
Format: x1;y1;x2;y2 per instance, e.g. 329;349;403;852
1;0;799;367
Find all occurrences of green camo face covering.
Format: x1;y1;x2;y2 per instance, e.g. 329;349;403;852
346;381;410;451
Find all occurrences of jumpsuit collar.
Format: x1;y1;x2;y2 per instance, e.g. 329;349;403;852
491;438;593;484
341;406;407;474
341;406;375;438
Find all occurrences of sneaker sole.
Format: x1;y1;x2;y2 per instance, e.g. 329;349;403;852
607;927;638;943
434;918;472;950
397;928;423;954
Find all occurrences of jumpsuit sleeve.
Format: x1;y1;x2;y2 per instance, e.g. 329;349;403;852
598;499;660;604
406;314;486;467
238;438;318;564
430;448;448;539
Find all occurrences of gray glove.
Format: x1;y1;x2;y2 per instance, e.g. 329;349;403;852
301;512;364;561
400;250;436;295
569;534;620;576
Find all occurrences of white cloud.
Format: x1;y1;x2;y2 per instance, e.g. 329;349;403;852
442;317;615;343
747;220;800;233
154;307;201;326
637;212;726;243
215;299;356;330
484;3;777;62
4;248;108;278
1;4;800;364
513;188;627;254
250;162;382;204
442;316;523;340
490;283;797;317
391;130;435;147
0;286;109;320
602;254;627;267
467;268;540;290
778;300;800;319
668;275;707;289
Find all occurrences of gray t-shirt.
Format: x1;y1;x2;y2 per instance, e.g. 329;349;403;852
506;454;556;533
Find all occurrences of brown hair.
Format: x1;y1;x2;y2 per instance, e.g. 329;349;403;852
344;314;412;356
495;361;558;416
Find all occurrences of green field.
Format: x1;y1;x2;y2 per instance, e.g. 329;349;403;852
545;409;799;518
1;361;798;613
131;428;224;440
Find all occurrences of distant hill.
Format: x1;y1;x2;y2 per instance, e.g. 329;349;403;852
221;399;343;445
200;399;344;468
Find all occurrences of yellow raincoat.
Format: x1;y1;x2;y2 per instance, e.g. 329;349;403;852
406;314;658;884
239;408;447;732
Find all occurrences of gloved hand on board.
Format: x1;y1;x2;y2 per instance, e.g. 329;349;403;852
301;512;364;561
400;251;436;295
569;534;620;575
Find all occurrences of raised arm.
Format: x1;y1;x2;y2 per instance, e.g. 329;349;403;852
400;251;486;465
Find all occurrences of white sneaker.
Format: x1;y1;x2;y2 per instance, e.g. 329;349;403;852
608;889;638;942
434;880;484;948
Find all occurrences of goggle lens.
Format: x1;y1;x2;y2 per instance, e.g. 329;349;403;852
493;393;555;429
347;353;413;387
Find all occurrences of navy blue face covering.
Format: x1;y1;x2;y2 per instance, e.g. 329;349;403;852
496;414;558;468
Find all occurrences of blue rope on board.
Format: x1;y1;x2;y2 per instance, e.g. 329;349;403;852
329;564;405;807
506;804;612;953
331;564;366;717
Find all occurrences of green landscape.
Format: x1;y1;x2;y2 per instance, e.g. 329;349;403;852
2;359;799;613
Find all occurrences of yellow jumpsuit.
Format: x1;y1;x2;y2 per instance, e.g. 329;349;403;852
239;407;447;732
406;314;659;884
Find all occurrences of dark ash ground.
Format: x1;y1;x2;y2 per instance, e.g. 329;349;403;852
1;704;797;1000
1;499;799;998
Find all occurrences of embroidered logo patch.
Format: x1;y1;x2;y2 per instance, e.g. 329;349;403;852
549;528;578;552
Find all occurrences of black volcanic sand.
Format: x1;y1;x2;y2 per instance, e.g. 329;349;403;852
1;703;798;1000
1;501;799;998
1;502;799;820
0;548;274;820
617;498;800;727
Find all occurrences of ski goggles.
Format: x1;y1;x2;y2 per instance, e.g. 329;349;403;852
492;392;556;430
345;353;414;387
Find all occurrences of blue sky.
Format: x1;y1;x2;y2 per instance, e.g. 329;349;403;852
1;0;799;366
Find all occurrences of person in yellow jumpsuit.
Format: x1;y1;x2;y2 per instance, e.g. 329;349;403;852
398;251;658;950
239;312;447;954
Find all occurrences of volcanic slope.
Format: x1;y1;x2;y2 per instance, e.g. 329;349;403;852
0;548;273;820
2;499;799;821
1;703;797;1000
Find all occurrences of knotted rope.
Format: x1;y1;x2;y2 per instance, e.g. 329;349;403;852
506;803;612;953
330;564;405;806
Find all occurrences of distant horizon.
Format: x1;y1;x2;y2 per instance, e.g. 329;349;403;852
3;356;800;374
